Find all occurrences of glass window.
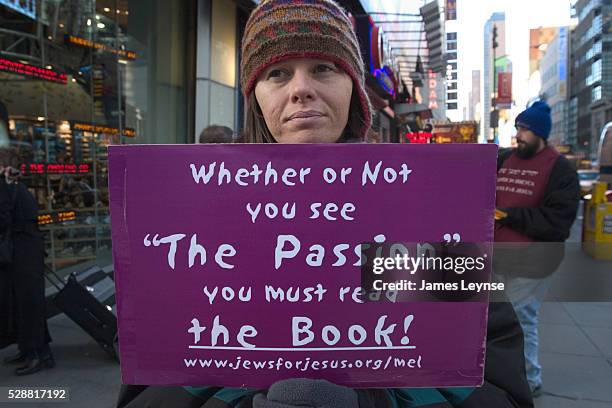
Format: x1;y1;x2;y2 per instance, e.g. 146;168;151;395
447;103;458;110
446;32;457;41
211;0;237;88
592;85;602;101
0;0;194;271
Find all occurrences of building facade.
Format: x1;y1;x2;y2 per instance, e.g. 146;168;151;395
529;27;560;76
569;0;612;159
540;27;570;146
1;0;416;271
445;2;459;121
1;0;197;271
469;69;481;121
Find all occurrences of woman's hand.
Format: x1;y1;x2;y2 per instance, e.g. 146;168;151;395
253;378;359;408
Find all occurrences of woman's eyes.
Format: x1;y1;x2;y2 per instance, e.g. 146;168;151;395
265;64;337;80
315;64;336;73
267;69;287;79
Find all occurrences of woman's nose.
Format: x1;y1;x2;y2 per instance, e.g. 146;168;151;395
289;71;315;103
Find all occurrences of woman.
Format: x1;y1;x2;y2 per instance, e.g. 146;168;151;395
117;0;532;406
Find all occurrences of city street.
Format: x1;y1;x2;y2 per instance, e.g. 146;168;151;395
1;210;610;408
1;0;610;407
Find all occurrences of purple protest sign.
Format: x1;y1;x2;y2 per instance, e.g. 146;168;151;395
108;144;498;388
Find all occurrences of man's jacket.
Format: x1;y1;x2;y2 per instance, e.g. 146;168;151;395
494;148;580;279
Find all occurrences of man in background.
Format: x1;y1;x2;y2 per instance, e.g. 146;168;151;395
494;101;580;397
198;125;234;144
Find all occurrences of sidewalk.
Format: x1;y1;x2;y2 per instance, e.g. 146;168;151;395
536;301;612;407
0;313;121;407
534;211;612;407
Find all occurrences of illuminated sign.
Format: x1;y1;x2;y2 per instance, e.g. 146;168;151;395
428;70;439;110
72;122;136;137
20;163;91;175
406;131;433;144
66;35;137;60
38;211;77;225
433;123;479;144
0;58;67;84
0;0;35;19
370;22;384;72
373;66;397;98
355;16;398;98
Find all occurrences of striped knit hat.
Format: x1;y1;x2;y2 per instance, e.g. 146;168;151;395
240;0;372;138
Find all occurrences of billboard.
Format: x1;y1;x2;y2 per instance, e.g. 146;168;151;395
496;72;512;108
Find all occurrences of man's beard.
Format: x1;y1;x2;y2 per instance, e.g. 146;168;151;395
515;139;540;159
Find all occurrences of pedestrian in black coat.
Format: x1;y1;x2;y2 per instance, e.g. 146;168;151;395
0;153;55;375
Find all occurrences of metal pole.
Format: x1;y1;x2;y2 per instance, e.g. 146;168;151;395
86;1;98;257
38;18;56;271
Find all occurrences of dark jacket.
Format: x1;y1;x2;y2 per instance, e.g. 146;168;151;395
0;177;49;351
494;148;580;279
0;177;11;231
0;177;17;348
116;301;533;408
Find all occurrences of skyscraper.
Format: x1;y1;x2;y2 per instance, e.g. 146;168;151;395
569;0;612;159
469;70;481;121
540;27;570;146
445;1;459;121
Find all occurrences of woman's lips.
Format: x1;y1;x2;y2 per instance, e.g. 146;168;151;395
286;111;324;122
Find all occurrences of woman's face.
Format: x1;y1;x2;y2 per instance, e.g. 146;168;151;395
254;58;353;144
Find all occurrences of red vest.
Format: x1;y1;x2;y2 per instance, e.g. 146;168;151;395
495;146;559;242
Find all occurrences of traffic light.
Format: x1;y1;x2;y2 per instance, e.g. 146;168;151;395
492;25;498;49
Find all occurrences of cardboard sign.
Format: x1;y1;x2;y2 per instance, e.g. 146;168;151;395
108;144;497;388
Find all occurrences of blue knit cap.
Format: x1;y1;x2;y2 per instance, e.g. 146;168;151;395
515;101;552;140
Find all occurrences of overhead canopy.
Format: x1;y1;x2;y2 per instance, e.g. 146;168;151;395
358;0;446;89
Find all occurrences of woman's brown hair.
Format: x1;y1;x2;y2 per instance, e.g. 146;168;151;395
243;91;369;144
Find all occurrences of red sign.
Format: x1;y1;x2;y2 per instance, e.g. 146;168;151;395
0;58;67;84
497;72;512;107
20;163;90;175
406;131;433;144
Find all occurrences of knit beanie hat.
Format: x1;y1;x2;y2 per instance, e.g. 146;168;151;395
240;0;372;138
515;101;552;140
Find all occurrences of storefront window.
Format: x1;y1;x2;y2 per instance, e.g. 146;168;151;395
0;0;194;271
